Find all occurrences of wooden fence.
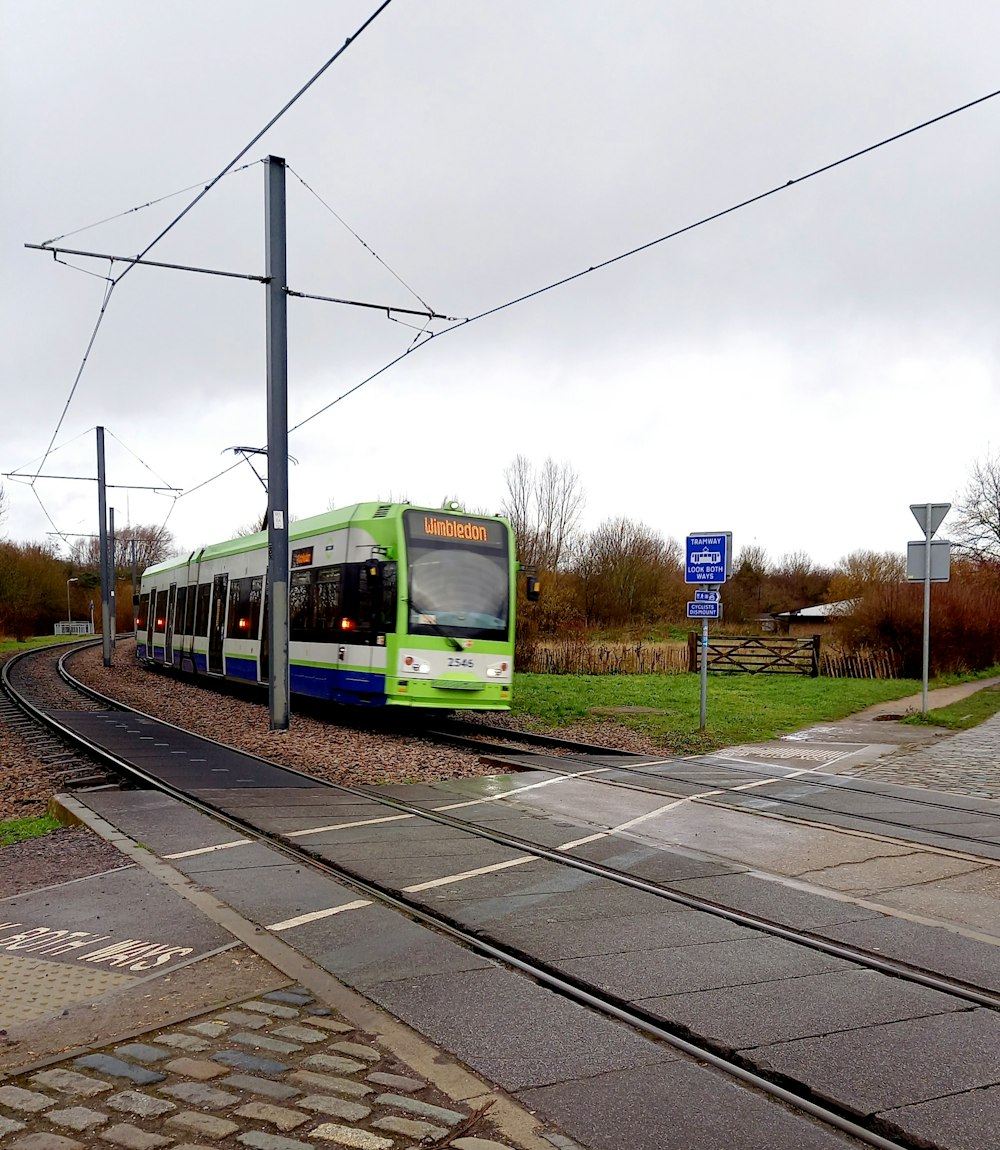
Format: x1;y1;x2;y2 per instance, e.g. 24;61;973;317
523;640;689;675
821;648;901;679
688;634;821;676
521;636;900;678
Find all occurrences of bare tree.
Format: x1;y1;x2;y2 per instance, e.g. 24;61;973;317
501;455;585;571
827;550;905;601
952;450;1000;560
574;517;672;627
0;483;8;534
69;524;175;573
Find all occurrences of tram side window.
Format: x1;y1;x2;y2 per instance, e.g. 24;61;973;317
248;576;263;637
379;561;398;632
314;566;341;634
184;584;197;634
227;577;259;639
135;593;149;631
289;565;343;643
289;570;311;641
174;587;188;633
154;589;168;631
194;583;211;637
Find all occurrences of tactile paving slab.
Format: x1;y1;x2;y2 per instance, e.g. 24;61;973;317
0;954;136;1024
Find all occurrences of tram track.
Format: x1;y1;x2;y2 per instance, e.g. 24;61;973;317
430;715;1000;863
7;643;1000;1148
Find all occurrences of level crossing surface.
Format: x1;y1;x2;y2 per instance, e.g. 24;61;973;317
3;698;1000;1149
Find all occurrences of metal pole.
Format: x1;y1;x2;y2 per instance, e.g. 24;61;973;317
96;427;112;667
131;538;138;637
922;502;931;715
699;616;709;730
265;156;290;731
109;506;116;648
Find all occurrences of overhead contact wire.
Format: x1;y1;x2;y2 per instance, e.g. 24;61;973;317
287;84;1000;435
117;0;397;285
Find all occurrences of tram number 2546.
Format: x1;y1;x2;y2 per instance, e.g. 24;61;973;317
447;657;475;668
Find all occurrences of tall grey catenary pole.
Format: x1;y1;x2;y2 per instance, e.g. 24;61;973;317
131;538;138;637
265;156;290;731
922;501;932;716
96;427;112;667
109;506;116;648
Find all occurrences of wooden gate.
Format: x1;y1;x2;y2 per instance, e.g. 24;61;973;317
688;633;820;676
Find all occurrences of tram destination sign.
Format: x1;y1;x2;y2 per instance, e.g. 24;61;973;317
685;532;732;584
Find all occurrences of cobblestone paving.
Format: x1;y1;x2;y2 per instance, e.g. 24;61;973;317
837;711;1000;799
0;989;529;1150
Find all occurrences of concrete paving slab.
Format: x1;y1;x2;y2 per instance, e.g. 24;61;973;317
0;865;234;964
367;966;680;1093
179;861;364;926
751;1008;1000;1116
641;967;962;1049
560;935;851;999
797;852;985;893
573;793;915;876
429;885;677;935
491;908;756;961
878;1081;1000;1150
669;872;885;929
822;916;1000;992
81;790;236;856
569;838;744;882
517;1059;861;1150
283;903;495;988
860;866;1000;935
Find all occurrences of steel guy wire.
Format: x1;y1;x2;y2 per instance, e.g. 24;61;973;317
287;163;433;312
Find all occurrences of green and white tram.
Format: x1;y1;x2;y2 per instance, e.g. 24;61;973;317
136;502;537;711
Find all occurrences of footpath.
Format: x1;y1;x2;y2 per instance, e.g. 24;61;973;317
1;680;998;1150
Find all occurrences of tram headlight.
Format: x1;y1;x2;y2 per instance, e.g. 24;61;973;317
403;655;431;675
486;661;509;678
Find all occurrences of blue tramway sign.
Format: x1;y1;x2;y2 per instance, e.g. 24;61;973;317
685;533;732;584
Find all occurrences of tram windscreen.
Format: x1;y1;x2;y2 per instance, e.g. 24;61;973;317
403;510;510;640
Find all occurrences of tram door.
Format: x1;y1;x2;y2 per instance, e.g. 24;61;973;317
259;579;269;683
165;584;176;665
208;573;228;675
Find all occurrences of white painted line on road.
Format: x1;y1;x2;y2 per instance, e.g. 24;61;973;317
287;813;414;838
558;832;609;849
166;839;251;858
403;856;538;892
268;900;372;931
433;769;613;812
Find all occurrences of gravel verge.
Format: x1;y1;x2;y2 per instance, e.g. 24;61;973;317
0;639;654;888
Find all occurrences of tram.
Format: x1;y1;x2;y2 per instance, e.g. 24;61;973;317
136;502;538;710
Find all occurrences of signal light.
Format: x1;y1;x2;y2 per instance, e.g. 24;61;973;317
340;618;355;631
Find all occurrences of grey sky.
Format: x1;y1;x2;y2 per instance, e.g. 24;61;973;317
3;1;998;567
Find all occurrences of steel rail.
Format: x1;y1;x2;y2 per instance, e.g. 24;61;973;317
433;719;1000;856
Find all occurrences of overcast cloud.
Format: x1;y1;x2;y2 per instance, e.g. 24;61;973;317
2;1;998;569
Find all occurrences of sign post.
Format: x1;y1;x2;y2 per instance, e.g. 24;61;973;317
686;533;731;731
907;503;951;716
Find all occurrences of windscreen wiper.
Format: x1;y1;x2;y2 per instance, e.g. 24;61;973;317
406;597;464;650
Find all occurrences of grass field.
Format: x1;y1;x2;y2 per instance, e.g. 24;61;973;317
511;671;1000;753
0;814;61;846
0;634;88;654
